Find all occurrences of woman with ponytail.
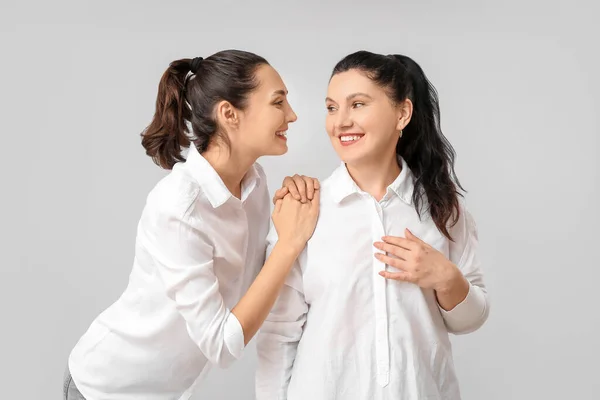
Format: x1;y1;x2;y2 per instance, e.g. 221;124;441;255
64;50;320;400
257;51;489;399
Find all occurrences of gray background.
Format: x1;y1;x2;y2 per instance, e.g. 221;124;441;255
2;0;599;399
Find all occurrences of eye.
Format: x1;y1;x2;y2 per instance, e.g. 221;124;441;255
274;100;284;106
326;105;337;113
352;101;365;108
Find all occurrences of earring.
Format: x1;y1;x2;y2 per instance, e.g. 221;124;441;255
399;129;403;138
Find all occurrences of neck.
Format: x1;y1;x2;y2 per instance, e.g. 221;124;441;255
345;151;401;201
202;143;256;199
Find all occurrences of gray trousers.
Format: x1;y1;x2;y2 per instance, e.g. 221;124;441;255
63;367;86;400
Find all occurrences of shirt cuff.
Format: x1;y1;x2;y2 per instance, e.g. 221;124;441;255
439;283;487;333
224;311;245;360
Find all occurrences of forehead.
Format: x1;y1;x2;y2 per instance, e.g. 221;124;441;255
253;64;287;93
327;69;383;98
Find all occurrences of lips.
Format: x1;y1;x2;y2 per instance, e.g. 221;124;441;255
276;130;287;140
338;133;364;146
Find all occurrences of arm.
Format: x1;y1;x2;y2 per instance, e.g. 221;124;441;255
256;227;308;399
142;191;318;368
437;207;490;334
374;205;489;335
233;241;305;345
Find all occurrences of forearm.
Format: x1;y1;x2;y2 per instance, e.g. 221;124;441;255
435;263;470;311
436;262;489;334
232;241;303;345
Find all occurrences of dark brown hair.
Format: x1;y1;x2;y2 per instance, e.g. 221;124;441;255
141;50;269;169
332;51;464;240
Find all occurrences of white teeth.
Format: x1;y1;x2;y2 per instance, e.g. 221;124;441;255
340;135;363;142
276;131;287;137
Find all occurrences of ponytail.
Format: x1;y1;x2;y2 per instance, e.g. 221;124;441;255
140;51;268;170
141;58;192;169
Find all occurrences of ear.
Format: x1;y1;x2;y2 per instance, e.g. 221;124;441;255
215;100;240;130
395;99;413;131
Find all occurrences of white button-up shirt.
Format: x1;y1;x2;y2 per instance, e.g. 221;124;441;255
69;145;270;400
256;159;489;400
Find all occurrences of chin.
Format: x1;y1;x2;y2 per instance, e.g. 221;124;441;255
334;147;367;164
265;144;288;156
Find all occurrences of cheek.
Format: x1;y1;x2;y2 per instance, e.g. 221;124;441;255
354;109;376;130
361;109;395;136
268;109;286;128
248;110;279;136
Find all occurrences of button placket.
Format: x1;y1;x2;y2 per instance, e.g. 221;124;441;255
372;199;390;387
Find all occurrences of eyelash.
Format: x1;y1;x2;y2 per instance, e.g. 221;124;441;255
274;100;284;106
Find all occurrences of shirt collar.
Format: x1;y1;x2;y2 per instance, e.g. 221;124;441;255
184;144;261;208
331;156;415;205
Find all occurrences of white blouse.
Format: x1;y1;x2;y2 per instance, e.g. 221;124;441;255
69;144;270;400
256;159;489;400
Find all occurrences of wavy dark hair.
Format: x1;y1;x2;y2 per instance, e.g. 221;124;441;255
332;51;464;240
141;50;268;169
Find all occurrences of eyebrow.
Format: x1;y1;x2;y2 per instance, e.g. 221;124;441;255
272;89;288;97
325;92;373;103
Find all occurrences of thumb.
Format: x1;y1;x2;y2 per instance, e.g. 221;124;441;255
273;187;289;205
405;228;423;243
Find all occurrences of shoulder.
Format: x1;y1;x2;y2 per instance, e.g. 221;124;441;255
250;161;270;203
145;165;204;220
316;166;345;204
448;198;479;243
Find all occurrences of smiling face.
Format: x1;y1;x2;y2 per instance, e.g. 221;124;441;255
325;69;409;166
233;64;297;158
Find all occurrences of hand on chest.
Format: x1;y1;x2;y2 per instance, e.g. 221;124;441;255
302;197;448;299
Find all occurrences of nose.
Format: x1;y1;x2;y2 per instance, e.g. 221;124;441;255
334;107;353;131
286;103;298;123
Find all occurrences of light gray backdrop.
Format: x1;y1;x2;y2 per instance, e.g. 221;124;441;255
2;0;599;399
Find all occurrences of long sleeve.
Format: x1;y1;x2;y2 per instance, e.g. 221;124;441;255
138;192;245;368
439;205;490;334
256;225;308;399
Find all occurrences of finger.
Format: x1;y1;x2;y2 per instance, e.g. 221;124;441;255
313;178;320;191
374;253;407;270
379;270;415;283
405;228;425;244
292;175;308;203
310;186;320;211
381;235;417;251
283;176;301;201
274;198;283;213
272;187;287;205
304;176;315;200
272;187;289;205
373;242;409;261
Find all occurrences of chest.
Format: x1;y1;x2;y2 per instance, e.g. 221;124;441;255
302;196;448;304
201;200;270;295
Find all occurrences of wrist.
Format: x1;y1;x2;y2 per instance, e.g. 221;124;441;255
435;263;465;295
273;239;305;258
